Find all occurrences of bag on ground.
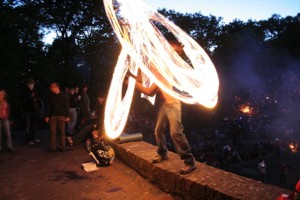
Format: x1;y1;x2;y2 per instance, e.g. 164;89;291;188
89;141;115;167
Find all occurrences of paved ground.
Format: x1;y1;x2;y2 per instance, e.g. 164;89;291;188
0;131;178;200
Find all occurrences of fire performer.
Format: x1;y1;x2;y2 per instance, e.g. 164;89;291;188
127;40;196;174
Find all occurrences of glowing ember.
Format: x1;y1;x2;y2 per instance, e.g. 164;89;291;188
240;105;251;114
103;0;219;139
289;142;299;152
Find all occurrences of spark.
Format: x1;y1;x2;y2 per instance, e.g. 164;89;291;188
289;142;299;153
103;0;219;139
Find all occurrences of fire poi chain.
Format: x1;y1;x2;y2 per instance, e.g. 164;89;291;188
103;0;219;139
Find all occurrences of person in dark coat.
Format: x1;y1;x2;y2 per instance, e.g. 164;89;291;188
45;82;70;152
21;78;41;145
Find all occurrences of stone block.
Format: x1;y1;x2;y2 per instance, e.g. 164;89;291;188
109;141;290;200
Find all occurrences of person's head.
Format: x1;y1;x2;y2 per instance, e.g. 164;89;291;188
26;78;35;90
68;87;75;95
0;90;6;101
74;86;79;93
81;84;88;93
64;87;69;93
97;94;105;104
92;129;104;142
50;82;60;94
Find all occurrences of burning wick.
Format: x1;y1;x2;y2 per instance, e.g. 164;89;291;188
103;0;219;139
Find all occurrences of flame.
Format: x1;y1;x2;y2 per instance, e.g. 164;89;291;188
289;142;298;152
240;105;251;114
103;0;219;139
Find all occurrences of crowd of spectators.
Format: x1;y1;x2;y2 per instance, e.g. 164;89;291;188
0;78;107;153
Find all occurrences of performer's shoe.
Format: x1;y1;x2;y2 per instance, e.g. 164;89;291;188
152;154;169;163
179;163;196;174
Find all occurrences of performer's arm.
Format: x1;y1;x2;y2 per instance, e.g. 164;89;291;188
134;81;158;97
126;72;158;96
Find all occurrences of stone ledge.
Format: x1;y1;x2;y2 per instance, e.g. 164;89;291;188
110;141;291;200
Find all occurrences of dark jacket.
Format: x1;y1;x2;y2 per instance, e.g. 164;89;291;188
68;93;78;109
46;92;69;117
80;92;91;118
22;88;36;112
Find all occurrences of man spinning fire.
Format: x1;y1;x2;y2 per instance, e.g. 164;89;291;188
127;40;196;174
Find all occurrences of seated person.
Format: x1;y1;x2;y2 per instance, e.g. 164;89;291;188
67;120;100;146
67;93;106;146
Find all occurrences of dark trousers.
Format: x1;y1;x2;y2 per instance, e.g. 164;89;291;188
24;112;37;142
155;102;195;165
50;116;66;150
73;124;94;146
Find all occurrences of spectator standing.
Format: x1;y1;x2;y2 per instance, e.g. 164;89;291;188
0;90;14;153
74;86;81;112
223;144;232;171
66;88;78;146
79;84;91;124
258;158;267;183
231;147;241;172
279;162;288;186
45;82;70;152
21;78;40;145
93;94;105;127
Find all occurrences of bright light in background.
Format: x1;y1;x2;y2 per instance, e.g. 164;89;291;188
143;0;299;23
103;0;219;139
43;30;57;45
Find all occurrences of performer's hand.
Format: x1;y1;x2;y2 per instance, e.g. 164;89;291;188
126;70;135;79
45;117;49;123
126;70;143;83
65;117;70;122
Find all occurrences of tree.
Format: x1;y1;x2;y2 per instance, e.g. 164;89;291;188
74;0;119;87
0;1;45;94
0;0;48;121
39;0;87;70
158;9;222;53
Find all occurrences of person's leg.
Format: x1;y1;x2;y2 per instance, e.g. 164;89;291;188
68;108;77;136
73;124;94;145
24;112;32;143
167;103;195;166
154;104;169;157
30;114;38;142
57;116;66;151
2;118;13;150
49;116;57;150
283;174;286;186
66;110;76;146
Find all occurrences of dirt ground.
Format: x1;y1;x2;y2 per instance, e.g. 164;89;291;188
0;131;178;200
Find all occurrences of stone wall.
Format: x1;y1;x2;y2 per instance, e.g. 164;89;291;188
110;141;291;200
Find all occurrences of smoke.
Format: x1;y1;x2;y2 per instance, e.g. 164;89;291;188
233;52;265;91
271;56;300;140
230;31;267;92
221;29;300;140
